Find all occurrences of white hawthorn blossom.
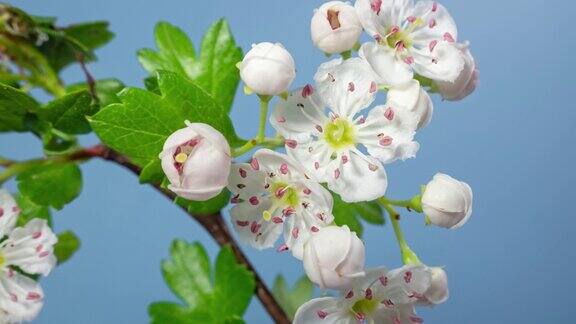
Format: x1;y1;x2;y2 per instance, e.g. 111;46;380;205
227;149;334;259
356;0;465;87
435;42;478;101
303;225;365;289
271;58;419;202
294;265;432;323
160;121;232;201
239;42;296;95
421;173;473;229
0;190;57;322
311;1;363;54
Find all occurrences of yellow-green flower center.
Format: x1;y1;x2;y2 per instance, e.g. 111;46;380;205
386;28;413;50
351;298;378;316
323;118;356;150
0;255;4;267
270;182;299;207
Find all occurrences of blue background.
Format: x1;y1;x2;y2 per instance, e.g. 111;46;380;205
1;0;574;322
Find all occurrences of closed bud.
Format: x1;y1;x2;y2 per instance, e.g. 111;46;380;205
239;42;296;95
421;267;449;305
303;225;365;289
159;122;231;201
435;42;479;101
422;173;473;229
311;1;362;54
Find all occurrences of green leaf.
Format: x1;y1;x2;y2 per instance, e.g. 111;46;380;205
38;90;97;134
188;19;242;111
150;241;255;324
213;245;255;318
139;159;164;184
66;78;125;107
332;193;385;237
38;21;114;72
54;231;81;264
89;70;243;167
138;20;242;111
175;190;231;216
0;83;40;132
14;194;52;227
272;275;314;320
17;163;82;209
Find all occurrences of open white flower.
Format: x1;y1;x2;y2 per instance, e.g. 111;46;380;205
311;1;363;54
227;149;334;259
0;190;57;322
160;122;232;201
356;0;465;87
294;265;431;323
271;58;419;202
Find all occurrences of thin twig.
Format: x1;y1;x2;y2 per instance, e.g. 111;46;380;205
88;145;290;323
76;52;99;103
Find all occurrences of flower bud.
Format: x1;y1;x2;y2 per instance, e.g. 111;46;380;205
239;42;296;95
421;173;473;229
311;1;362;54
303;225;365;289
435;42;478;101
421;267;449;305
159;122;231;201
388;80;434;130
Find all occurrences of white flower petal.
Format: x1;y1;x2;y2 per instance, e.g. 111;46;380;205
227;163;266;201
288;140;333;182
385;265;432;305
372;304;423;324
412;42;465;82
409;1;458;45
355;0;414;35
327;150;388;202
359;43;414;87
293;297;353;324
0;269;44;322
230;199;282;250
253;149;308;181
387;80;433;130
283;181;334;260
2;219;57;276
0;190;18;238
270;87;327;141
314;58;378;117
357;104;419;164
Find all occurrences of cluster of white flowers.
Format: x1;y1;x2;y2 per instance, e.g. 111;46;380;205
159;0;477;322
0;190;58;322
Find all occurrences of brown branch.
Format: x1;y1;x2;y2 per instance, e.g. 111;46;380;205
85;144;290;324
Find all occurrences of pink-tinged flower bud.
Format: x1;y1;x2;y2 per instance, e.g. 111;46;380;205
303;225;365;289
159;122;231;201
435;42;479;101
311;1;362;54
422;173;473;229
418;267;449;305
239;42;296;95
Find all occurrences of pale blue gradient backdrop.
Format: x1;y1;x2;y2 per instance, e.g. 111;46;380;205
1;0;574;323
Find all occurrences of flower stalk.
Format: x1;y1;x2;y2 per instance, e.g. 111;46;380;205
378;197;421;266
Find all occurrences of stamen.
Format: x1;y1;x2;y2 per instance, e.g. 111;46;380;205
327;8;341;30
174;152;188;163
